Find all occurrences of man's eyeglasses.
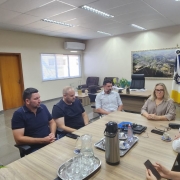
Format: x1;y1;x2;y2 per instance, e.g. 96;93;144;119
155;89;164;92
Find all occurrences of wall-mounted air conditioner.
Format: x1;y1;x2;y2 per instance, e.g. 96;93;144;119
64;42;85;50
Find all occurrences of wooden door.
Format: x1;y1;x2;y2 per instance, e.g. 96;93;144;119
0;54;24;110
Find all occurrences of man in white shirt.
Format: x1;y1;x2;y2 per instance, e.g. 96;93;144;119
95;79;123;115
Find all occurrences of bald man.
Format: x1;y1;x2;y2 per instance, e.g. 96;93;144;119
52;86;89;138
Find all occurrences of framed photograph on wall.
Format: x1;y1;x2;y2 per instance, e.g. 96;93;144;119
132;48;177;78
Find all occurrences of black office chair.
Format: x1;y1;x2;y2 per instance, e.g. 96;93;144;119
88;93;102;120
14;144;31;158
88;93;96;109
130;74;145;89
14;130;62;157
78;77;99;92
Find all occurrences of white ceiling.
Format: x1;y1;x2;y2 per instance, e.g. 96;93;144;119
0;0;179;40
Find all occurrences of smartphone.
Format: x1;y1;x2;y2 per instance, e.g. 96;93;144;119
66;133;80;139
144;160;161;180
151;129;164;135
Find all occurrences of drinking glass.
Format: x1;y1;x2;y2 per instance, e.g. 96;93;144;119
65;162;74;180
81;155;90;177
74;137;81;154
73;155;82;180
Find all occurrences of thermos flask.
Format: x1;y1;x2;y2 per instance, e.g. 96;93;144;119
104;121;120;165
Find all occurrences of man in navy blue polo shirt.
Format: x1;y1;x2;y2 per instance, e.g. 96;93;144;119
52;86;89;138
11;88;56;154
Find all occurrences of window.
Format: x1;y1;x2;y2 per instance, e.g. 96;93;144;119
41;54;81;81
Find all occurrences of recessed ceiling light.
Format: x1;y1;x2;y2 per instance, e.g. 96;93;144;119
42;19;74;27
175;0;180;1
70;51;78;52
97;31;112;36
80;5;114;18
131;24;147;30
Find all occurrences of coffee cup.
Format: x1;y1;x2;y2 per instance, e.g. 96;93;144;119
119;141;125;148
163;132;169;140
119;132;124;137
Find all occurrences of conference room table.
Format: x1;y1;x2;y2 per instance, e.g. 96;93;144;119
0;112;178;180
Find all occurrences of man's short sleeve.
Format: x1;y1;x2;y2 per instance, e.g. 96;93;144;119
11;111;25;130
95;93;101;109
117;92;123;106
172;139;180;153
52;104;64;119
77;99;85;113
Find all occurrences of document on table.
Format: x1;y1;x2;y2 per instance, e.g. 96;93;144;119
130;89;147;91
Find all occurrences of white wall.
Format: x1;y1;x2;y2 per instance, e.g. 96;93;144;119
0;29;85;111
83;25;180;93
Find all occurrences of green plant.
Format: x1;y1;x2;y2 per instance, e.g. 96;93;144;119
113;78;117;85
119;78;131;88
0;165;5;169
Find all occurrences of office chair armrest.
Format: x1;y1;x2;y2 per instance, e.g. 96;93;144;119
56;129;62;135
79;84;87;88
14;144;32;157
14;144;31;151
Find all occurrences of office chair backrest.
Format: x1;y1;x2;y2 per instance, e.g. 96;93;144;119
88;85;99;93
104;77;118;86
130;74;145;89
86;77;99;87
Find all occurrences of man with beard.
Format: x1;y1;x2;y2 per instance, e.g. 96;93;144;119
95;79;123;115
11;88;56;154
52;86;89;138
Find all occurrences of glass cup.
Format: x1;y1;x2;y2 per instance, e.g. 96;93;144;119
65;162;74;180
81;155;90;177
163;132;170;140
74;138;81;155
73;155;82;180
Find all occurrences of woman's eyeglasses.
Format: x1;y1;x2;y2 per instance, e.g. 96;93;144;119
155;89;164;92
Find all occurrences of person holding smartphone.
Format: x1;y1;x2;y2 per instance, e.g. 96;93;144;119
146;162;180;180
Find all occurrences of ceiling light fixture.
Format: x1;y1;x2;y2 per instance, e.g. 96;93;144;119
70;51;78;52
42;19;74;27
81;5;114;18
175;0;180;1
97;31;111;36
131;24;147;30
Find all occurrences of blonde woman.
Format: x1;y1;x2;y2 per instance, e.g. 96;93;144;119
141;83;176;121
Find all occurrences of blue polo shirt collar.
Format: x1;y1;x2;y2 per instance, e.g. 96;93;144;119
22;105;43;113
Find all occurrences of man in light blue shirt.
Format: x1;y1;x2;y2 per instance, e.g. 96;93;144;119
95;79;123;115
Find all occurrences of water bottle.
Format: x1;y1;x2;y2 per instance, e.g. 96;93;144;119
127;124;133;143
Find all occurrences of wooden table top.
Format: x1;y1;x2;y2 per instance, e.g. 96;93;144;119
75;92;89;98
0;112;178;180
120;89;152;97
89;89;152;98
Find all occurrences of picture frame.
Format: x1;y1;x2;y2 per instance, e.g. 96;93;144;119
132;48;177;79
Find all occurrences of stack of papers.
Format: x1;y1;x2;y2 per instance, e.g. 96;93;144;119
112;86;124;90
130;89;147;91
